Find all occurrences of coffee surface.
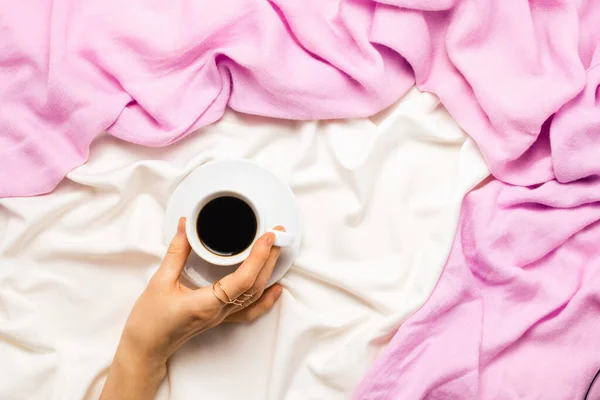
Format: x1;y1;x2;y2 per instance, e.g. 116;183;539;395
197;196;257;256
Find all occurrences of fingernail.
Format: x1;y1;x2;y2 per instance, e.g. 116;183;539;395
178;217;186;233
273;225;286;232
266;232;275;247
273;285;283;297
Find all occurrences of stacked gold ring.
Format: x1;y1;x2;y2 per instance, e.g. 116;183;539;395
212;280;253;307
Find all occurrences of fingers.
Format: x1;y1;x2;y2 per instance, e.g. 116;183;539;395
249;226;284;295
158;217;192;282
216;231;275;302
225;285;283;322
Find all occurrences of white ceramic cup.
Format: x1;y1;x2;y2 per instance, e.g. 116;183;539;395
186;190;295;266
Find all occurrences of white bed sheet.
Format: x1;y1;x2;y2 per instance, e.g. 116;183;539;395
0;88;489;400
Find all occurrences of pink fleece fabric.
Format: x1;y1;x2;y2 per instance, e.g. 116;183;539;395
355;40;600;400
0;0;410;196
356;178;600;399
1;0;598;196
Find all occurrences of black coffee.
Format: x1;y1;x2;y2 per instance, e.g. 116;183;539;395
196;196;257;256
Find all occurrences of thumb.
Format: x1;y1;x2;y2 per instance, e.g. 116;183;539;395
159;217;192;282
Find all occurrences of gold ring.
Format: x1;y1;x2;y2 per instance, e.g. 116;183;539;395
216;280;234;302
212;280;247;306
212;281;230;305
240;293;253;307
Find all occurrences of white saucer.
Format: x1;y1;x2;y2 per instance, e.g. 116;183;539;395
164;159;302;288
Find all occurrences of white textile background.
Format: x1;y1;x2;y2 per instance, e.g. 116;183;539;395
0;88;488;399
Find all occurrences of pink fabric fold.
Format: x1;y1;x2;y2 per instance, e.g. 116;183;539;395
355;177;600;399
355;28;600;400
1;0;597;196
0;0;413;197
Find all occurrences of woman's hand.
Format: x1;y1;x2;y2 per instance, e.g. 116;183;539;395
100;217;284;400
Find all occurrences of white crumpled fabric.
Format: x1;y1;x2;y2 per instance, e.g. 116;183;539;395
0;88;488;400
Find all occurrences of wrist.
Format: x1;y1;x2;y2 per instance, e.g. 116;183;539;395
120;323;170;367
114;338;168;383
100;339;167;400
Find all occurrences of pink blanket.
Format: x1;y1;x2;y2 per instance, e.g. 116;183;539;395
355;177;600;399
0;0;409;196
356;20;600;400
1;0;597;196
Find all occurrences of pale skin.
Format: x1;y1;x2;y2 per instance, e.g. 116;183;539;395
100;217;284;400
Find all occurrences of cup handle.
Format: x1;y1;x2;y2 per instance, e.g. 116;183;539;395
269;230;295;248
